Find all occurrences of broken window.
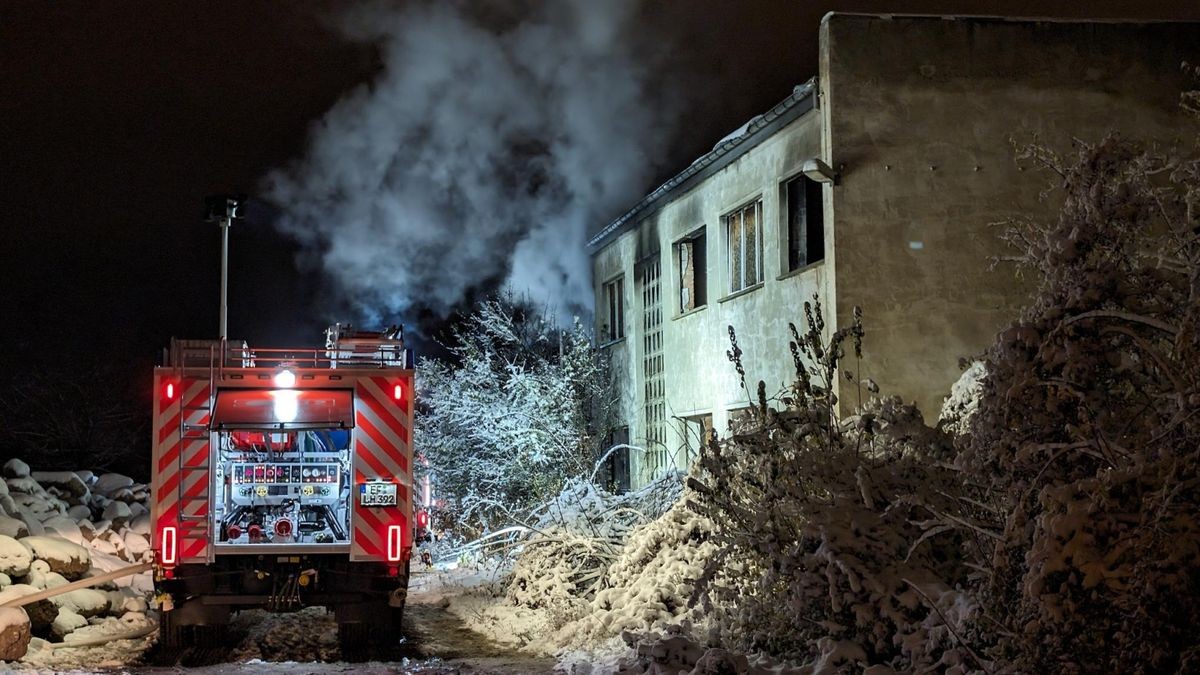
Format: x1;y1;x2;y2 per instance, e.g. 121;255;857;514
599;426;631;493
677;230;707;313
681;413;713;461
602;276;624;343
726;199;763;293
786;175;825;271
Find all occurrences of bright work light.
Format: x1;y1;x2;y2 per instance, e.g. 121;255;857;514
274;369;296;388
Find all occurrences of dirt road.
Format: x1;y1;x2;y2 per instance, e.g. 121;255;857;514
134;595;556;673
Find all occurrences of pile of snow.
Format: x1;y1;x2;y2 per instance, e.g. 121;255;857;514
0;459;154;664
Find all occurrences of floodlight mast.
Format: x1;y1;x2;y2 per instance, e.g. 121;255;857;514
203;194;245;341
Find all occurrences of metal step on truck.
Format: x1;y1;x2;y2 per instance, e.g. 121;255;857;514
150;325;415;649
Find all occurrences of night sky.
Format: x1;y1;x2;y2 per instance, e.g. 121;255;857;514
3;1;1196;391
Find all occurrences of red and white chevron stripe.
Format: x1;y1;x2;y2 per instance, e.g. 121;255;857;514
152;375;211;564
351;374;414;562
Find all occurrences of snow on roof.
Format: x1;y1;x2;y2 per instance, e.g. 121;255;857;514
588;79;816;251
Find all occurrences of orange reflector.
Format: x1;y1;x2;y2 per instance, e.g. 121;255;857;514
387;524;403;562
160;526;178;566
388;565;400;577
163;568;175;579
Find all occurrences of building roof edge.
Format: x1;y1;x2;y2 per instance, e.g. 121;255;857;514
587;79;817;252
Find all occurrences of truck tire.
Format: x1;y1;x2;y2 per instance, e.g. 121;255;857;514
337;621;369;651
159;609;187;650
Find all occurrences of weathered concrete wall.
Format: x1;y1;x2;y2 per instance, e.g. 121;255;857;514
820;14;1200;418
596;108;826;486
593;231;639;449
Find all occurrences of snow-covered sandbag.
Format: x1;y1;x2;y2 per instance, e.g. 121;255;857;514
89;537;118;557
127;513;150;537
102;501;131;528
51;607;88;640
108;488;135;504
6;478;44;496
41;517;83;546
51;588;109;618
0;497;18;520
0;606;31;661
0;536;32;577
92;474;133;497
0;481;9;498
1;460;30;480
19;536;90;580
0;574;10;589
128;502;148;519
31;472;89;501
66;505;91;522
14;494;62;518
75;471;94;486
0;585;54;631
121;595;147;614
14;508;45;536
123;532;150;561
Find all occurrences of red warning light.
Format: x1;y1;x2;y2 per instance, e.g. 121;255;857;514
393;383;403;401
416;510;430;529
164;382;176;401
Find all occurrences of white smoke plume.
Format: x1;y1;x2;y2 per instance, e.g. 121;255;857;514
265;0;676;327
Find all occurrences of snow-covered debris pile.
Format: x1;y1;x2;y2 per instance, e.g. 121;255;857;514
0;459;154;663
547;490;718;652
506;474;683;615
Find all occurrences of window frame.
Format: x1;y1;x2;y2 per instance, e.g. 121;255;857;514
781;172;826;273
674;226;708;316
724;198;765;294
600;275;625;344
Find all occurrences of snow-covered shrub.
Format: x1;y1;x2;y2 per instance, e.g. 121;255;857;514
417;296;613;533
938;361;986;437
959;128;1200;673
686;303;990;672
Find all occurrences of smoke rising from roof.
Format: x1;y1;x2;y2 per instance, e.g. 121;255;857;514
265;0;676;328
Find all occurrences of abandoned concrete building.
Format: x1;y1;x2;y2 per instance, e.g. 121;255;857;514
590;14;1200;489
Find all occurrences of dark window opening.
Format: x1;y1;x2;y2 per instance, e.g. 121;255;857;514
787;175;825;271
602;276;624;342
599;426;631;493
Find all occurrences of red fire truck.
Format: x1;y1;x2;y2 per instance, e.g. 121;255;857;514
150;325;414;647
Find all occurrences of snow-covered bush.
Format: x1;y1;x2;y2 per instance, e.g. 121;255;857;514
417;296;613;533
684;303;987;672
958;127;1200;673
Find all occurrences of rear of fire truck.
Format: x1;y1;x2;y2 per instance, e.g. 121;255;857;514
150;326;414;648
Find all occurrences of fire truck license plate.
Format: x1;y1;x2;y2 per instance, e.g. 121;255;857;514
359;482;397;507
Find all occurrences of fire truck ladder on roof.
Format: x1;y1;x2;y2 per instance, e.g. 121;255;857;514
171;341;218;554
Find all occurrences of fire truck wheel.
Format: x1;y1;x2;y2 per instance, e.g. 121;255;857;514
193;623;228;648
337;621;369;650
158;610;187;650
